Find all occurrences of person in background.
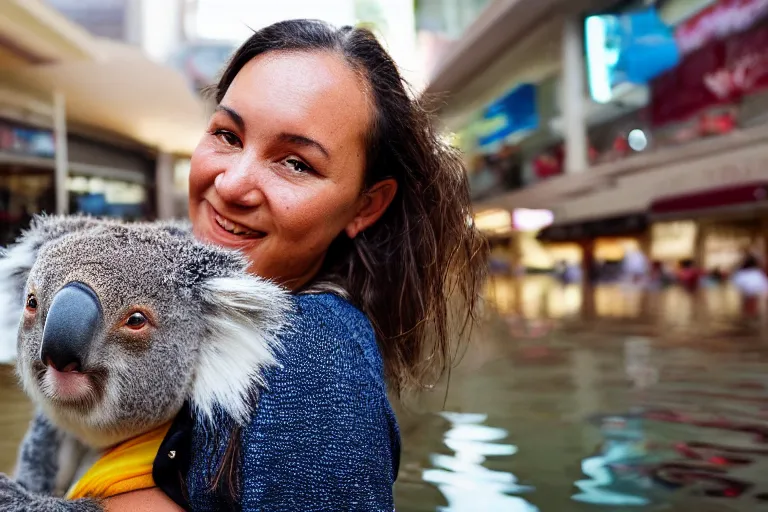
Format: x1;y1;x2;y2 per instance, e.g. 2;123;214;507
649;260;673;289
677;259;702;293
731;253;768;316
622;247;648;286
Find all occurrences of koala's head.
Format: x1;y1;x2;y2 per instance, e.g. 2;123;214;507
0;215;291;448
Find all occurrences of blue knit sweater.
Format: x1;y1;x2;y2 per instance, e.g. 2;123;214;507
184;293;400;511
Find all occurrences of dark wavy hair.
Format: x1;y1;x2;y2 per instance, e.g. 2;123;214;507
207;19;488;503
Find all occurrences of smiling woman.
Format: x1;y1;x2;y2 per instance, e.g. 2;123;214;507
64;18;486;512
189;49;384;290
180;19;487;511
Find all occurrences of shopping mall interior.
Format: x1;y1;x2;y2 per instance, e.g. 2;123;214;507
2;1;768;511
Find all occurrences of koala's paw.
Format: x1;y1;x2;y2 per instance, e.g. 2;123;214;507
0;473;102;512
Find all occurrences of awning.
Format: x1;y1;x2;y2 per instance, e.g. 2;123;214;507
537;213;648;242
0;39;208;155
650;182;768;220
0;0;99;66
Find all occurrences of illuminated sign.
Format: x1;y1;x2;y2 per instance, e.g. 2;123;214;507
676;0;768;55
512;208;554;232
477;84;538;147
0;120;55;158
474;208;554;234
585;7;680;103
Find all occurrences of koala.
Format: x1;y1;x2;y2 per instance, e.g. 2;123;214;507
0;215;292;511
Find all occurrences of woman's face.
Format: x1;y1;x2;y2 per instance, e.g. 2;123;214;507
189;51;394;290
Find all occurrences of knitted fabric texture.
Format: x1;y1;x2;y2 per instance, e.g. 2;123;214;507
186;293;400;511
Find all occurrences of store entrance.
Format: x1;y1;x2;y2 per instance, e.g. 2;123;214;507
0;165;55;246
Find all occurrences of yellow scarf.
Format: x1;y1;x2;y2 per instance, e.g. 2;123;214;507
66;422;173;500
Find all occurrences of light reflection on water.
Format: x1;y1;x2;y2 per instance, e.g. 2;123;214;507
395;277;768;512
573;413;655;508
421;412;538;512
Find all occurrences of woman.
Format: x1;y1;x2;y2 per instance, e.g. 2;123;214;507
111;18;486;510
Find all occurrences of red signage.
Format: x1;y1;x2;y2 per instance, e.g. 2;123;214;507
651;23;768;126
651;39;730;126
719;24;768;96
675;0;768;55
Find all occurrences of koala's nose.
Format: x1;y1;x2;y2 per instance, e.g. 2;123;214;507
41;282;103;373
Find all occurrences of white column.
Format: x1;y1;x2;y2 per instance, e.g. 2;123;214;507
155;152;176;220
562;16;589;174
53;91;68;215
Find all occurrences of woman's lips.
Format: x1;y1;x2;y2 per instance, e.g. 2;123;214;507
214;213;258;236
205;202;266;243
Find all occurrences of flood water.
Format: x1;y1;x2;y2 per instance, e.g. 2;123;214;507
394;277;768;511
1;277;767;511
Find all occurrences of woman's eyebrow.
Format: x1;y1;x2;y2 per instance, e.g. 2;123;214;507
216;105;245;131
216;105;330;159
278;133;330;159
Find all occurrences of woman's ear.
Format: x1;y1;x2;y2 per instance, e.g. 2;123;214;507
345;179;397;239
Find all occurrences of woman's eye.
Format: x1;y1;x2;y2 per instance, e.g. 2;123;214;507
25;294;37;311
125;312;148;330
283;158;314;174
213;129;241;147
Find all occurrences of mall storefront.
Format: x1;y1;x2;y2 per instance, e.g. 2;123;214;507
0;117;157;246
535;0;768;272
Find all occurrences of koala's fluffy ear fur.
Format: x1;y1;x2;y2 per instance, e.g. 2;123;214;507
0;215;99;362
193;272;293;425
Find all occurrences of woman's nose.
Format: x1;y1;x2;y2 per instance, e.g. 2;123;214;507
213;164;266;207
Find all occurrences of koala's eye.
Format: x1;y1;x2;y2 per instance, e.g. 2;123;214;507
25;294;38;311
125;312;148;330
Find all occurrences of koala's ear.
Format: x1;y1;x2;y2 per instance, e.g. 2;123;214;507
0;214;98;362
192;273;292;425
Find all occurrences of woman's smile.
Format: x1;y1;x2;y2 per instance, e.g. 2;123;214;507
188;51;375;289
197;200;267;249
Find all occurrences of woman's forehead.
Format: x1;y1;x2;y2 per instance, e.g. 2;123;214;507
222;51;372;146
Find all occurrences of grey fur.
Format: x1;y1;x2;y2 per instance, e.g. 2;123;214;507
14;411;65;495
0;474;102;512
0;214;292;506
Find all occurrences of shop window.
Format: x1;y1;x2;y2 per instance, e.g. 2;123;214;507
650;221;697;263
67;175;150;221
0;168;55;246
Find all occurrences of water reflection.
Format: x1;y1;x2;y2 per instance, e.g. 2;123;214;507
395;277;768;511
422;412;538;512
2;277;768;511
573;413;654;507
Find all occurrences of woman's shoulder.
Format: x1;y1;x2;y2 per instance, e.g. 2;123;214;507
277;292;385;384
179;293;400;510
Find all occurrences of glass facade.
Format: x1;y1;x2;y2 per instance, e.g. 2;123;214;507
460;0;768;204
0;118;157;246
0;120;56;246
0;166;55;246
67;175;150;222
415;0;492;39
46;0;131;41
582;0;768;164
